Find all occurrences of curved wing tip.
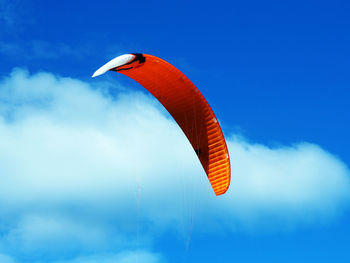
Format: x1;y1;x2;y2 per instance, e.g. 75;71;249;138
91;53;136;78
92;69;105;78
92;63;113;78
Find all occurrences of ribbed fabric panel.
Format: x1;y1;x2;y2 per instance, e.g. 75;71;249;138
113;54;230;195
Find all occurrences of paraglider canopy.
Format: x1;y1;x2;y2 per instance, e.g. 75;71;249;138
93;53;231;195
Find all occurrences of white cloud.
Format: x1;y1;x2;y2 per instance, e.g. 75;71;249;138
217;138;350;230
0;69;349;261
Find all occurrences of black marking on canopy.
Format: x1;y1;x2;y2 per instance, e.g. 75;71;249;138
195;148;201;156
132;53;146;63
112;53;146;72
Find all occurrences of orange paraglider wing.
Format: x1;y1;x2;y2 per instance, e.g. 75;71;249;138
93;53;230;195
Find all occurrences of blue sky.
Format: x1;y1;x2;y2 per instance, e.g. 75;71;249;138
0;0;350;262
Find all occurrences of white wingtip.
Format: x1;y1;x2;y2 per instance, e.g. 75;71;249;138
92;68;105;78
92;54;136;78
